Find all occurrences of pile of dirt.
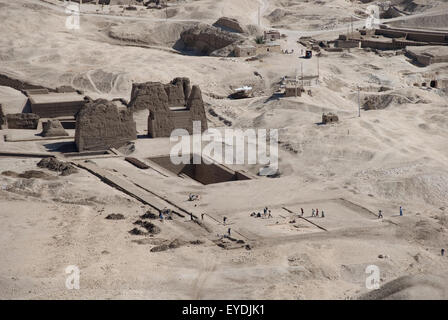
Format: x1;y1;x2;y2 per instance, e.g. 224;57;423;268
1;170;55;180
140;211;158;220
150;239;185;252
362;92;413;110
129;228;146;236
37;158;78;176
105;213;125;220
134;220;161;234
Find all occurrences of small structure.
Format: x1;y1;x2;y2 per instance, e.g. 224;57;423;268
6;113;40;129
75;99;137;152
264;30;281;42
41;119;69;137
322;113;339;124
256;42;282;55
284;85;302;97
26;89;86;118
234;45;256;57
405;46;448;66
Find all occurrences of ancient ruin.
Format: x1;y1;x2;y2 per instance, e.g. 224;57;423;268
322;113;339;124
405;46;448;66
41;119;69;137
129;77;208;138
75;99;137;152
5;113;40;129
0;104;5;128
26;89;86;118
2;0;448;302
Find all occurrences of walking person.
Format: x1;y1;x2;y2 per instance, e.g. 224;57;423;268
442;248;445;257
378;210;383;219
312;209;315;217
228;228;231;237
201;213;205;220
223;217;227;225
321;210;325;218
316;209;319;217
400;206;403;216
300;208;304;216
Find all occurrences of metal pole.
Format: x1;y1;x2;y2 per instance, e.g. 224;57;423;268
295;69;298;97
301;62;304;88
357;86;361;117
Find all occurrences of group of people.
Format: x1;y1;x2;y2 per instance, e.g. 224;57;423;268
299;207;325;218
282;49;295;54
188;193;200;201
159;208;172;221
378;206;404;219
250;207;273;219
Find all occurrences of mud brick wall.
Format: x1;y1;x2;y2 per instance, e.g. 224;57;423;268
129;78;208;138
75;99;136;152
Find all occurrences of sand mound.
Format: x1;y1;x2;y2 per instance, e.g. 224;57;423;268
108;21;197;47
362;90;429;110
1;170;56;180
359;274;448;299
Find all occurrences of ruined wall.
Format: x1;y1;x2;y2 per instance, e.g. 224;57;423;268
6;113;40;129
234;46;256;57
75;99;137;152
129;78;208;138
30;100;86;118
375;28;448;43
335;40;360;48
0;104;5;128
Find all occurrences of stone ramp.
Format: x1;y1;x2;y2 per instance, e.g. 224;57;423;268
73;160;170;213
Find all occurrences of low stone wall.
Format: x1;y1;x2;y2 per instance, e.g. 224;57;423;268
6;113;40;129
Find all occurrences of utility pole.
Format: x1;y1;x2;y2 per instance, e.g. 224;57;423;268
357;86;361;117
295;68;298;97
301;62;304;88
317;55;319;80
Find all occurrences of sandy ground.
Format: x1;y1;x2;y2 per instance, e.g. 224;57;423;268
0;0;448;299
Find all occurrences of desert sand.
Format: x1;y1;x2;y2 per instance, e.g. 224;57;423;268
0;0;448;300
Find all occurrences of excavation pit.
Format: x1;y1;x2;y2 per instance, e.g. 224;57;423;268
147;155;252;185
